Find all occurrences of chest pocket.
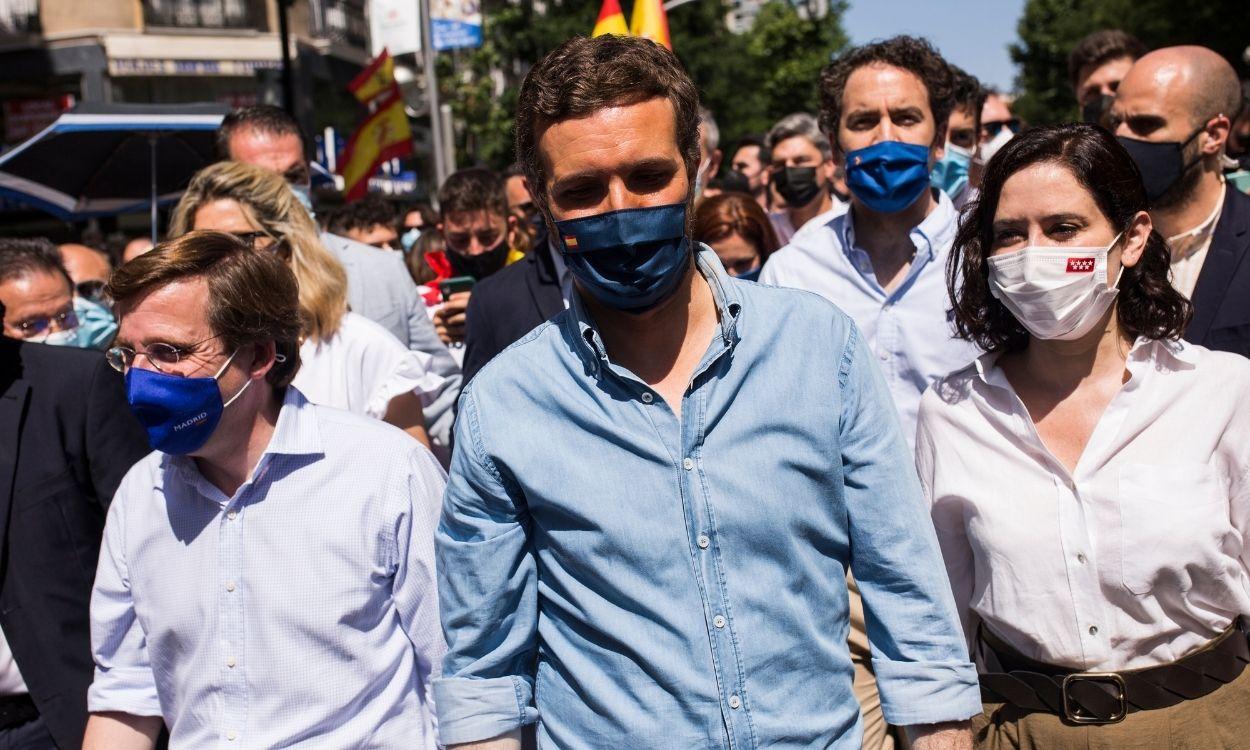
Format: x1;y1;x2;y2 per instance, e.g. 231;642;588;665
1117;462;1232;596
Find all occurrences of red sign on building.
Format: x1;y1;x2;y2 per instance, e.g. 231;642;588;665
3;95;76;144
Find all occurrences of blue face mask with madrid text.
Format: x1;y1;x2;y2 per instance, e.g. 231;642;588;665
554;202;692;313
125;349;251;455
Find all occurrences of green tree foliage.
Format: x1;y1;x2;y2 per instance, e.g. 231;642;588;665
1012;0;1248;126
437;0;849;170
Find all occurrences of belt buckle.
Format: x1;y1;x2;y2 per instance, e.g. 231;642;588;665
1061;672;1127;725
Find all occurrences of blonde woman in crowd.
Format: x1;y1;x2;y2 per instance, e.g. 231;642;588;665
170;161;443;447
917;124;1250;747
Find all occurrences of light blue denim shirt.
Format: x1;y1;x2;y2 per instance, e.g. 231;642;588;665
761;191;981;448
89;387;447;748
435;246;980;749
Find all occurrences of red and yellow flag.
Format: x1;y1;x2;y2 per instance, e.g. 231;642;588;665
629;0;671;50
348;49;395;105
338;89;413;200
592;0;629;37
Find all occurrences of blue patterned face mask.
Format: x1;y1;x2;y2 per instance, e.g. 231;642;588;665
554;202;692;312
845;141;932;213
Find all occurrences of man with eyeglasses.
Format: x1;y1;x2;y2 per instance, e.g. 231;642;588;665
1;237;84;346
976;91;1020;166
83;230;446;750
0;237;148;749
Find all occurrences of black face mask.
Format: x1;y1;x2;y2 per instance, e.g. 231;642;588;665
1081;94;1115;127
1117;127;1204;204
772;166;824;207
448;238;510;280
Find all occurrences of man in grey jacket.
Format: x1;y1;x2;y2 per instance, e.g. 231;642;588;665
215;106;461;448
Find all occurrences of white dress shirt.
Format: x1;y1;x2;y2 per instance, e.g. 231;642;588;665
89;387;447;747
294;311;445;420
1168;182;1225;299
762;191;981;447
916;337;1250;671
0;628;26;695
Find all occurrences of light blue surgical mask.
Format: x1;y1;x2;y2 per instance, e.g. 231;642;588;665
554;202;692;313
290;183;315;218
930;142;974;200
72;296;118;350
401;227;422;253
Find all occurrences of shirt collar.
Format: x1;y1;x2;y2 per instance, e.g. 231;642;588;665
1167;181;1225;262
566;243;742;374
161;385;324;489
973;336;1199;390
839;189;955;264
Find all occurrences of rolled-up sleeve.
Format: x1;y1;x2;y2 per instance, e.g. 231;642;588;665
88;490;162;717
837;323;981;726
433;388;539;745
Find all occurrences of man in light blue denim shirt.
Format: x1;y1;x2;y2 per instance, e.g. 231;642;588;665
435;36;980;750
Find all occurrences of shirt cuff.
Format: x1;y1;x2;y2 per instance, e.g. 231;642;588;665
87;667;163;717
432;675;539;745
873;658;982;726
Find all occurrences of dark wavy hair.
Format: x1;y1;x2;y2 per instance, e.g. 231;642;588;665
819;35;954;152
948;124;1191;353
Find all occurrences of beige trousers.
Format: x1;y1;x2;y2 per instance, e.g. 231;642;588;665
973;655;1250;749
848;575;897;750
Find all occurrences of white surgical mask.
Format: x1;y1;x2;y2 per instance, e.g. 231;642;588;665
977;127;1014;165
988;233;1124;341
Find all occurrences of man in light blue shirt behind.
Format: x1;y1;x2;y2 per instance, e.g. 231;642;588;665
435;35;979;750
83;231;446;749
761;36;981;447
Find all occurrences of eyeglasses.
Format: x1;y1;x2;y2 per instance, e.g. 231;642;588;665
13;309;78;339
76;280;108;302
445;229;504;254
105;333;223;374
983;119;1022;138
229;231;277;250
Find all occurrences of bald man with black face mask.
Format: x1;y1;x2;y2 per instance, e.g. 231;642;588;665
1112;46;1250;357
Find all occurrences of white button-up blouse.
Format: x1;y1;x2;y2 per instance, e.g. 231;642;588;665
916;337;1250;671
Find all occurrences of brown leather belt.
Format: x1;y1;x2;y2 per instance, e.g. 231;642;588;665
978;619;1250;725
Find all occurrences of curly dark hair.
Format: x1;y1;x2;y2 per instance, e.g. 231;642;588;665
514;35;701;211
948;64;987;134
1067;29;1148;92
948;124;1191;354
437;167;508;218
819;35;954;151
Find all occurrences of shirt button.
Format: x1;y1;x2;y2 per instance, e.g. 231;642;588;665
227;730;237;741
227;510;237;521
641;392;653;404
226;656;236;668
878;351;888;361
1088;625;1099;636
728;694;741;709
225;581;236;592
1077;553;1087;564
713;615;726;629
683;457;694;471
697;535;710;549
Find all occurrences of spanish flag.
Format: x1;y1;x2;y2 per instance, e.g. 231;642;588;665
629;0;671;50
348;49;396;105
592;0;629;38
338;89;413;200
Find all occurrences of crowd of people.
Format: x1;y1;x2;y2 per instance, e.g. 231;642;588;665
0;23;1247;750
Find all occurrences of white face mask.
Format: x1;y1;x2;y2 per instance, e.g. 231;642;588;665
977;127;1013;165
988;233;1124;341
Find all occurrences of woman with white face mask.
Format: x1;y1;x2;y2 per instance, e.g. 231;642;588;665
917;124;1250;748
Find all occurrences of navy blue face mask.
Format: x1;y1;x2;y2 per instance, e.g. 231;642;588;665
554;202;692;312
125;350;252;455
